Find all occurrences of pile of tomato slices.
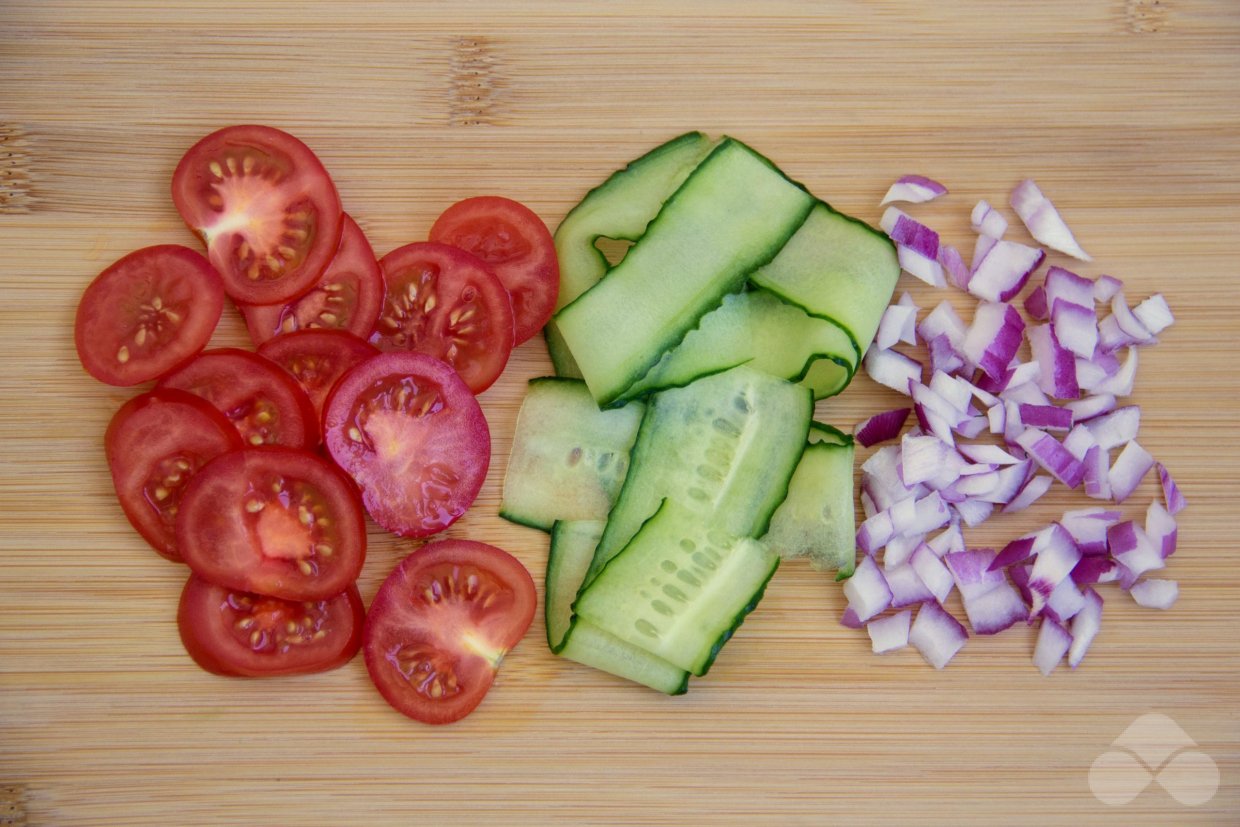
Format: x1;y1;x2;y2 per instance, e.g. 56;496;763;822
75;125;542;724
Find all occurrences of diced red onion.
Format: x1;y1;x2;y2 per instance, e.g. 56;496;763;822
972;233;998;272
875;303;918;351
840;606;864;629
883;534;921;570
857;510;895;557
927;333;966;376
971;199;1009;237
843;555;893;623
944;549;1006;599
868;609;913;653
1133;293;1174;335
1083;406;1139;450
1015;429;1086;489
1071;556;1118;586
1044;266;1095;310
989;534;1036;570
900;434;955;487
1060;508;1121;555
1028;524;1082;616
938;244;970;290
1002;474;1054;513
987;402;1006;435
1083;444;1113;501
1067;588;1103;668
1000;378;1051;407
910;543;954;604
1145;501;1178;559
1018;403;1073;431
963;302;1026;381
1108;520;1164;582
886;564;935;608
1129;579;1178;610
1087;346;1138;397
1010;178;1091;261
882;208;940;259
1062;425;1096;461
908;601;968;669
957;443;1021;466
961;578;1028;635
881;175;948;206
1023;285;1049;321
918;301;968;351
1051;299;1099;360
855;407;911;448
1093;274;1123;303
1026;324;1080;400
968;239;1046;303
1156;462;1187;514
1108;292;1155;345
1108;440;1154;503
863;347;923;395
898;245;947;288
1065;393;1116;422
929;371;974;413
926;523;964;557
954;498;994;527
954;416;989;439
1044;576;1087;623
1033;617;1074;676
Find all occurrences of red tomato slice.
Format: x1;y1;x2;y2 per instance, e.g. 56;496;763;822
75;245;224;386
240;214;384;345
105;389;245;561
176;447;366;601
322;352;489;538
429;196;559;345
158;348;320;449
363;540;536;724
171;125;343;305
257;330;378;421
178;574;364;677
371;242;514;394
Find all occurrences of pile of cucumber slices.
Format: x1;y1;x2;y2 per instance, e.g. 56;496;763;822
502;133;900;693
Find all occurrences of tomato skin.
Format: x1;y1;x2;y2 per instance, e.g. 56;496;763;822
371;242;514;394
322;352;490;538
171;125;343;305
158;348;320;450
240;214;384;346
178;574;364;677
176;447;366;601
429;196;559;345
75;245;225;386
257;329;378;421
105;389;244;561
363;540;536;724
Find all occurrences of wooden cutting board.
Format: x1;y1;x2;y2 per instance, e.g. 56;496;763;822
2;2;1237;824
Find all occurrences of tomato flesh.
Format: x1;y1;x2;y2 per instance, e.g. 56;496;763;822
75;245;224;386
257;329;378;420
322;352;489;538
363;540;536;724
105;389;244;561
241;214;384;345
176;447;366;600
371;242;514;394
178;574;364;677
171;125;342;305
429;196;559;345
158;348;320;449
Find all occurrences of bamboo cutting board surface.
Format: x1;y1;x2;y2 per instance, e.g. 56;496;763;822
2;2;1238;824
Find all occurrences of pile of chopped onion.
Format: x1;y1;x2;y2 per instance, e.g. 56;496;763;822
847;175;1183;675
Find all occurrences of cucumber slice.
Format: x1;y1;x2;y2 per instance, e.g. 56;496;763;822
559;619;689;695
575;499;779;676
545;520;604;652
585;365;811;587
547;132;717;377
809;420;854;446
500;378;643;532
615;288;856;404
750;201;900;361
554;139;816;406
761;438;857;577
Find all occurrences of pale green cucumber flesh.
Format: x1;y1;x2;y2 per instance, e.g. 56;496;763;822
761;440;857;577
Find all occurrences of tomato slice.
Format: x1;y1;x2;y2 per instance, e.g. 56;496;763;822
429;196;559;345
363;540;536;724
371;242;514;394
158;348;320;449
105;389;245;561
257;330;378;421
240;214;384;345
322;352;489;537
171;125;343;305
75;245;224;386
176;447;366;601
178;574;364;677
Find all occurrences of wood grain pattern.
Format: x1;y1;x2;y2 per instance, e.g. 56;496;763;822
1;2;1238;824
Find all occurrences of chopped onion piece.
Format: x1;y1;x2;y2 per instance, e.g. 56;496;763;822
1023;285;1049;321
927;334;966;376
1010;178;1091;261
963;302;1026;381
1083;406;1140;450
910;543;954;604
876;304;918;351
1094;274;1123;302
961;578;1028;635
1129;579;1178;610
970;199;1009;237
1065;393;1116;422
1019;404;1073;431
882;208;940;260
857;510;895;557
863;347;923;395
1109;440;1154;503
886;564;935;608
987;402;1006;435
1051;299;1099;360
909;601;968;669
1002;474;1054;513
972;233;998;272
945;549;1005;600
1133;293;1174;335
868;609;913;653
957;443;1022;466
968;239;1046;303
1028;524;1082;616
1016;429;1086;489
1087;346;1138;397
1157;462;1187;514
918;301;968;351
1108;520;1164;582
1145;500;1178;559
1033;618;1073;676
926;523;964;557
938;244;970;290
900;435;954;487
1044;266;1095;310
989;535;1036;571
1045;576;1087;623
840;606;864;629
855;408;911;448
954;498;994;527
881;175;948;206
1026;324;1080;400
1109;292;1155;345
1067;588;1103;668
843;555;892;623
1083;444;1113;501
1060;508;1121;556
1062;425;1096;461
898;245;947;288
1071;556;1118;586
